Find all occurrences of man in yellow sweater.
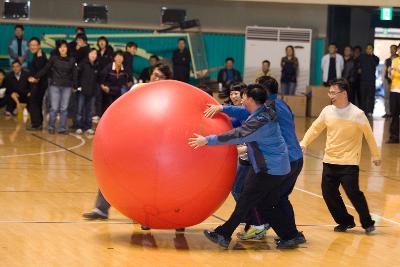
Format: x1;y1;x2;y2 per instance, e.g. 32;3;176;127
300;78;381;234
388;52;400;143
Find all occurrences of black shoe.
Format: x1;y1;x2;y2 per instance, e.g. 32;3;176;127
48;129;55;135
26;126;42;131
141;225;151;230
82;211;108;220
58;130;69;135
175;228;185;232
365;225;376;234
203;230;231;248
386;139;399;144
275;231;306;245
382;114;391;119
276;238;298;249
334;223;356;232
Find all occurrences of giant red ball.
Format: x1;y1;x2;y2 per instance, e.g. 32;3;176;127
92;80;237;229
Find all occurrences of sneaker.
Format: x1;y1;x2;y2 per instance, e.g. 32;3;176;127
75;129;83;135
58;130;69;135
4;111;12;117
237;226;267;240
365;225;376;234
275;231;306;245
82;211;108;220
26;126;43;131
386;139;399;144
141;225;151;230
175;228;185;233
334;223;356;232
85;129;95;135
275;238;298;249
92;116;100;123
48;129;55;135
203;230;231;248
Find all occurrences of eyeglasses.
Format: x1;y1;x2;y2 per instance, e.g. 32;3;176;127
328;90;345;97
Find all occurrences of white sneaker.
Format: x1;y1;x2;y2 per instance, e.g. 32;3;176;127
75;129;83;134
92;116;100;123
85;129;95;135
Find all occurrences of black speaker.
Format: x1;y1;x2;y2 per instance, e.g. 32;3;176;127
3;1;30;19
161;7;186;25
83;4;108;23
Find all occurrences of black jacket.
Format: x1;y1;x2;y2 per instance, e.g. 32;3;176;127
342;57;356;83
35;55;78;88
123;52;134;76
281;56;299;83
97;46;114;73
100;63;132;95
359;54;379;83
172;48;191;82
217;68;242;89
28;51;48;89
69;42;91;64
78;59;100;96
5;70;30;96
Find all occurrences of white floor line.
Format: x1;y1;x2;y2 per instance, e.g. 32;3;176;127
294;187;400;226
0;134;86;158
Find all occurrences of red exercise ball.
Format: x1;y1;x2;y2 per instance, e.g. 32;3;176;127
92;80;237;229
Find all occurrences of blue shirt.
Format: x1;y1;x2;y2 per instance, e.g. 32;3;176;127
206;104;290;176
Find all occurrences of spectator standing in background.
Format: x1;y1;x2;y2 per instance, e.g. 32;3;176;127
342;46;356;104
172;38;191;83
383;44;398;119
359;44;379;116
8;24;29;68
281;46;299;95
321;43;344;86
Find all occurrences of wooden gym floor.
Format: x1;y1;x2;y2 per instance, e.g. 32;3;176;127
0;114;399;267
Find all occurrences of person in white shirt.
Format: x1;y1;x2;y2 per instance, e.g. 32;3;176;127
321;43;344;86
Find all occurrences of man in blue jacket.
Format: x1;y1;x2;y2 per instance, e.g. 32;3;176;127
8;24;28;68
203;76;305;245
189;84;297;249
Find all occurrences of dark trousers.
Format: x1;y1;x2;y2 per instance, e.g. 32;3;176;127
360;81;376;114
215;170;296;240
75;93;94;130
102;93;120;114
94;88;103;117
6;94;29;113
95;190;111;214
246;159;303;237
322;163;374;229
348;82;356;105
28;84;46;128
389;92;400;141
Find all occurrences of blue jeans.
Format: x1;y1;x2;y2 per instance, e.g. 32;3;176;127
231;161;252;202
281;82;297;95
121;85;129;95
48;85;72;131
75;93;95;131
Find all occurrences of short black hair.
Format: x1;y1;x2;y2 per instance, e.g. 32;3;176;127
12;60;21;66
113;50;124;58
353;45;362;51
126;42;138;49
256;76;279;95
329;43;337;47
390;44;398;49
75;33;87;42
344;45;353;50
225;57;235;63
178;38;186;43
97;36;109;47
154;63;172;80
242;84;267;105
0;69;6;76
76;27;85;33
89;48;97;54
15;24;24;30
57;40;68;49
329;78;350;94
229;82;247;93
262;60;270;65
150;55;159;61
28;37;41;45
366;43;374;49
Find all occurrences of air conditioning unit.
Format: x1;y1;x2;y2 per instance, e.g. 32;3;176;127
244;26;312;94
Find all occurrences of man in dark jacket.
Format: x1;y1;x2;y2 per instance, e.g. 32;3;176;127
4;60;30;116
172;38;191;83
359;44;379;116
139;55;159;83
342;46;356;104
217;57;242;96
26;37;48;131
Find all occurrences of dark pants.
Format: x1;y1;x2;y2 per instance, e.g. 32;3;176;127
215;170;296;240
94;88;103;117
246;159;303;236
231;161;251;201
28;84;47;128
360;81;375;114
6;94;29;113
322;163;374;229
95;190;111;214
389;92;400;141
75;93;94;131
102;93;120;114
